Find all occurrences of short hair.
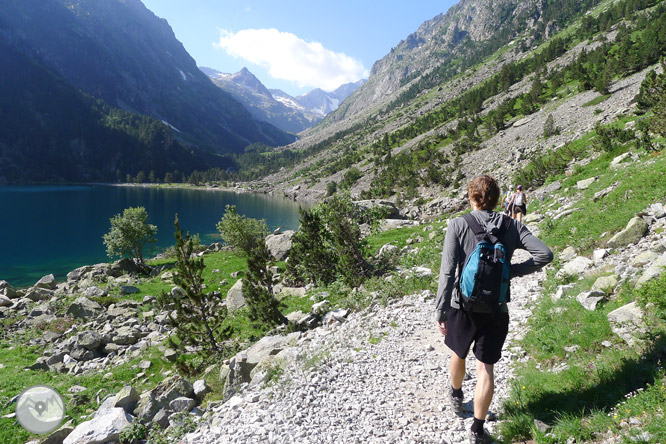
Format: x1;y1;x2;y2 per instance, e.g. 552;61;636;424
467;175;500;210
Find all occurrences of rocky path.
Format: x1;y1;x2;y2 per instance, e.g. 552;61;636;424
183;250;545;444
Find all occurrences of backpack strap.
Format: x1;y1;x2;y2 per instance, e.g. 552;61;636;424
461;213;486;240
461;212;512;244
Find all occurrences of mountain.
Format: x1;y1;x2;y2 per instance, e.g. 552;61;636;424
0;36;229;183
294;81;367;117
0;0;295;182
203;67;318;134
203;67;365;134
244;0;666;210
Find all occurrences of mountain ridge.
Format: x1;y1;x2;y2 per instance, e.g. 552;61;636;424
202;66;365;134
0;0;296;182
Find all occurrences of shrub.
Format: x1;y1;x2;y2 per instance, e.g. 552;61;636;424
102;206;157;264
543;113;559;138
216;205;267;255
636;271;666;325
287;193;383;288
326;180;337;196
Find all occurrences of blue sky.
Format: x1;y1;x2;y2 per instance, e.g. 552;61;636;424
141;0;459;96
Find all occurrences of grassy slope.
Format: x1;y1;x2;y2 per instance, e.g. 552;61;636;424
500;128;666;442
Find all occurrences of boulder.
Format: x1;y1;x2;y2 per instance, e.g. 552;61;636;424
63;407;132;444
112;258;142;276
164;349;178;362
591;275;618;294
193;380;211;400
135;376;193;421
576;290;606;311
559;247;577;262
82;286;107;298
648;202;665;219
606;217;649;248
557;256;594;278
114;386;140;414
533;180;561;201
112;326;144;346
636;252;666;287
226;279;245;312
41;423;75;444
152;408;170;430
607;302;646;345
222;352;255;389
246;335;290;365
0;281;17;299
0;295;11;308
67;297;103;319
592;249;610;263
631;251;659;268
34;274;57;290
78;331;103;350
609;152;634;170
69;345;99;362
265;230;295;261
169;396;195;412
120;286;140;295
24;287;55;302
576;177;598;190
512;116;533;127
354;199;400;218
277;286;307;298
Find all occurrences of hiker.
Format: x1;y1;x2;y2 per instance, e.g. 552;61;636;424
509;184;527;223
501;185;514;215
434;175;553;444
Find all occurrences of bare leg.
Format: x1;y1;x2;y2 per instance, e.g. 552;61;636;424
474;360;495;420
450;353;466;390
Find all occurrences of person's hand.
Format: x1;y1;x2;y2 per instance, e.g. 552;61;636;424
437;321;448;336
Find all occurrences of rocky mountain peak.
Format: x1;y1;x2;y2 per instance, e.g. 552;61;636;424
230;67;271;96
339;0;545;119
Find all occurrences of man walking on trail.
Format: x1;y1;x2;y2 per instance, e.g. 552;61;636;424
434;175;553;444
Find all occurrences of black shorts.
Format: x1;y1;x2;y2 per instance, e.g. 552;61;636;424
444;307;509;364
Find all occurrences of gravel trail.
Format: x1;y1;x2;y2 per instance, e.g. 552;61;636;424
183;250;545;444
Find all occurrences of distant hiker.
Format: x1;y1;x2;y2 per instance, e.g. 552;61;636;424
509;184;527;223
434;175;553;444
501;185;514;215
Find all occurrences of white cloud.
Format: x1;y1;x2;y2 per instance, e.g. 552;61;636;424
214;28;368;91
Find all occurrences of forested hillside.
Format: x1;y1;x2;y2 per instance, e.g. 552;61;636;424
0;0;294;183
218;0;666;208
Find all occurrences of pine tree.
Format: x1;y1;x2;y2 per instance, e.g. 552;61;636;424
286;208;336;286
242;241;288;327
159;215;232;353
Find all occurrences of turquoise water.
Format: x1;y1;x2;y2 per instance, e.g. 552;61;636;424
0;185;304;287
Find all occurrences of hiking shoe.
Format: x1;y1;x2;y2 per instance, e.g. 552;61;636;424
448;389;463;416
469;428;494;444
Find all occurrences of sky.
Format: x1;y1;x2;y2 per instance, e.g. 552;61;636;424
140;0;459;97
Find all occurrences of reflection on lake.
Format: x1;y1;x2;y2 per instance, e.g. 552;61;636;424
0;185;305;287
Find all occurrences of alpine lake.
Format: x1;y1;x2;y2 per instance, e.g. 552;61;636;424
0;185;304;287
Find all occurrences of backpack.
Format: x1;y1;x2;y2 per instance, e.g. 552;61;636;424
457;213;512;313
503;191;513;207
514;192;523;206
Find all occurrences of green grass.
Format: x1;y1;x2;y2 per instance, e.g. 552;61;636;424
501;142;666;443
537;151;666;253
582;93;611;107
0;344;175;444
